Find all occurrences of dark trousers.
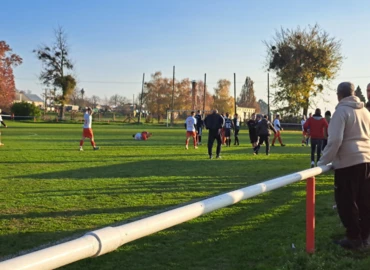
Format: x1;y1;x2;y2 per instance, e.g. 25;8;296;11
322;139;328;151
311;138;323;162
335;163;370;240
234;129;240;145
208;129;222;156
254;135;270;154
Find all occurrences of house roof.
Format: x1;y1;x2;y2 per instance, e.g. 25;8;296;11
23;93;44;103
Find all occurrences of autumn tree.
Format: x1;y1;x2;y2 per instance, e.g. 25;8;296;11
213;79;234;114
0;41;22;110
142;72;172;122
195;80;214;112
355;86;366;103
265;24;342;116
34;27;76;119
237;76;259;110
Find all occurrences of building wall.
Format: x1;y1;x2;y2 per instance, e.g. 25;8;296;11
236;106;255;121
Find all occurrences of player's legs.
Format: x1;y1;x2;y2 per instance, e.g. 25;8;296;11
234;129;239;145
192;132;197;148
216;132;222;157
185;132;191;149
208;131;217;157
265;136;270;155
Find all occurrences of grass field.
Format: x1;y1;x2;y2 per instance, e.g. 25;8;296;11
0;122;370;270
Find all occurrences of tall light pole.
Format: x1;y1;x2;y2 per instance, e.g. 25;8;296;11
171;66;175;126
267;72;270;120
234;73;237;115
80;88;85;108
138;73;145;123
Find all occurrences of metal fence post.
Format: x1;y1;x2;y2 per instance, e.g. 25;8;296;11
306;176;315;253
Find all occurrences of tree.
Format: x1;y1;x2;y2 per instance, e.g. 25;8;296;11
109;94;126;107
265;24;342;116
258;99;268;115
34;26;76;119
143;72;172;122
11;102;41;117
237;76;259;110
213;79;234;114
91;95;100;108
355;86;366;103
195;80;214;112
0;41;22;110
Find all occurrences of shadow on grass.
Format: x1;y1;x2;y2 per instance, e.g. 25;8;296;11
15;159;305;180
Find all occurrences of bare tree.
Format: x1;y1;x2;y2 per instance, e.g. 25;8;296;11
34;26;76;119
91;95;100;108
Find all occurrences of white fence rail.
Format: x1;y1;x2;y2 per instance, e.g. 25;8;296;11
0;165;332;270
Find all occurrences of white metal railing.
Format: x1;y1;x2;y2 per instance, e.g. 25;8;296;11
0;165;332;270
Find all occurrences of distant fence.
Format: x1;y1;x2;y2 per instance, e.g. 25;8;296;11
0;165;332;270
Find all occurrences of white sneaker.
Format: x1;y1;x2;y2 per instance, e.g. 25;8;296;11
80;148;83;151
185;145;188;150
194;146;198;149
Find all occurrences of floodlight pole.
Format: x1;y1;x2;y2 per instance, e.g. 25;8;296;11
267;72;270;120
138;73;145;123
234;73;236;115
203;73;206;117
171;66;175;126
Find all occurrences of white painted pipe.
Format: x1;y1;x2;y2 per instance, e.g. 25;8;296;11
0;165;332;270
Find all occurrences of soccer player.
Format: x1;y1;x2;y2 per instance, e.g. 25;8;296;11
79;107;99;151
233;113;240;145
301;115;307;146
224;113;234;147
304;108;328;167
185;111;197;150
133;131;152;140
204;109;225;159
271;114;286;146
247;113;258;149
0;109;8;146
254;114;276;155
220;112;226;145
194;110;203;145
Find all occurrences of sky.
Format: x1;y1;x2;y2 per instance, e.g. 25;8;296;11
1;0;370;114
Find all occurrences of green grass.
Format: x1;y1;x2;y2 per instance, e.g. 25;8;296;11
0;122;369;270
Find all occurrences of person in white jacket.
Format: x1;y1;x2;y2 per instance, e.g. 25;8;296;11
318;82;370;250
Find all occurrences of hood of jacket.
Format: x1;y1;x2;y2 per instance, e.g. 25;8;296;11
336;95;364;110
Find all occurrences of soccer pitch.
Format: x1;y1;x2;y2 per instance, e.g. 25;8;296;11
0;122;369;270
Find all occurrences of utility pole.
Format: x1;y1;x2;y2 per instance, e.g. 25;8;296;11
234;73;237;115
138;73;145;123
171;66;175;126
203;73;206;117
267;72;270;120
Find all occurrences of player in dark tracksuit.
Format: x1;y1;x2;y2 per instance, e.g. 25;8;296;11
224;113;234;147
254;114;276;155
247;113;258;149
233;114;240;145
204;109;225;159
194;110;203;145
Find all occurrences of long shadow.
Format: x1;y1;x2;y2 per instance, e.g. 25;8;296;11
14;158;304;180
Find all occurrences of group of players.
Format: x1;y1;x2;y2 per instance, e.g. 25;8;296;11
185;110;240;152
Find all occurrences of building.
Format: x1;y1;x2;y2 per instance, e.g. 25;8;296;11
14;91;44;108
236;106;256;122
